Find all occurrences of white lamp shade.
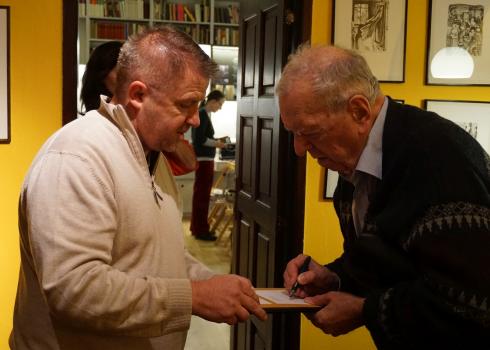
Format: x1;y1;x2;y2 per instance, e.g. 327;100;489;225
430;47;474;79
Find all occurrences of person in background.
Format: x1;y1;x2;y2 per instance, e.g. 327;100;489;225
278;45;490;349
190;90;226;241
80;40;122;114
80;40;195;213
10;26;266;350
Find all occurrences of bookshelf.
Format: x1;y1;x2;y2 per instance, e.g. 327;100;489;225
78;0;239;101
78;0;239;60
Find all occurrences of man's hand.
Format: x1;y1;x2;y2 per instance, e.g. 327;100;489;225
304;292;365;336
191;275;267;325
283;254;340;298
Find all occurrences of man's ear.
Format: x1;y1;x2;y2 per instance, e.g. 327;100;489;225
127;81;148;111
347;94;372;131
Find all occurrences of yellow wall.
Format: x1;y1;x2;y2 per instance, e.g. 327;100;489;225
302;1;490;349
0;0;61;346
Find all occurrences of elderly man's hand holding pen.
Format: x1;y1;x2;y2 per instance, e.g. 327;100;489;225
283;254;341;298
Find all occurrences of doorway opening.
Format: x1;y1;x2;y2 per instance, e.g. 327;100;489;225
75;2;240;349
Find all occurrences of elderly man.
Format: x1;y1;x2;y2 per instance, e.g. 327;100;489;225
10;26;266;350
278;45;490;349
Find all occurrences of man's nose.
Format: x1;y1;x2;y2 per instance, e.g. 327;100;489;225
188;111;200;127
294;137;308;156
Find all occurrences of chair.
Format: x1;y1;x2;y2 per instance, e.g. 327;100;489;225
207;162;235;252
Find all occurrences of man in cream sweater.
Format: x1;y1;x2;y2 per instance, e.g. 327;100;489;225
10;26;266;350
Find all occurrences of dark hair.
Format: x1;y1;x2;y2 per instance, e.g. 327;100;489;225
116;25;218;99
206;90;225;102
200;89;225;108
80;41;123;114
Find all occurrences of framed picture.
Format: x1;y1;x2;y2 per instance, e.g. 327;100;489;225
323;169;339;200
425;99;490;153
332;0;408;82
0;6;9;143
426;0;490;85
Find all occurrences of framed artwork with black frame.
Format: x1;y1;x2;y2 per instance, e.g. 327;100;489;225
332;0;408;83
0;6;9;143
424;99;490;153
323;169;339;200
426;0;490;85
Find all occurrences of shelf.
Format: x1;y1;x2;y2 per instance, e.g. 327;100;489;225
152;19;211;25
214;22;239;27
78;0;240;82
86;16;150;22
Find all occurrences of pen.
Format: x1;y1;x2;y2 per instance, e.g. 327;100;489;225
289;256;311;297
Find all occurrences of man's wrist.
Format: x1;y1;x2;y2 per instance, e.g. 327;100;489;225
323;268;341;291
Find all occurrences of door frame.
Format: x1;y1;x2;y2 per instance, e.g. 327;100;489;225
62;0;78;125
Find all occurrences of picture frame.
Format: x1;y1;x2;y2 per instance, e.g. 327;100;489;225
332;0;408;83
426;0;490;85
424;99;490;153
323;169;339;200
0;6;9;143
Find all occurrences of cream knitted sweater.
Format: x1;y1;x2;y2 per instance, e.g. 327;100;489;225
10;100;213;350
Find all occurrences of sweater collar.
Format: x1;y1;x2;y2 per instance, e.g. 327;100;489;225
98;96;150;177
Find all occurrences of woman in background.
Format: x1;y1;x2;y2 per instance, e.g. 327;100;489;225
80;41;122;113
190;90;226;241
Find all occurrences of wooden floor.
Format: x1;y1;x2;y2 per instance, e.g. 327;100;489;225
182;219;232;350
182;219;232;275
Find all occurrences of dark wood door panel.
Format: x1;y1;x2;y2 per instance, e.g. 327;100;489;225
260;6;278;91
236;217;252;278
243;16;257;95
256;230;275;287
239;116;254;195
257;118;274;205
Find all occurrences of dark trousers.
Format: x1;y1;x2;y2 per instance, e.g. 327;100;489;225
190;160;214;235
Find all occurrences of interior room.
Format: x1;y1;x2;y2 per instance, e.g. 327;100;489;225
1;1;489;349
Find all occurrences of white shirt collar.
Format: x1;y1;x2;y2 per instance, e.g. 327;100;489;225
354;96;388;180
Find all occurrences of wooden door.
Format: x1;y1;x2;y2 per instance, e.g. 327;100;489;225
231;1;310;349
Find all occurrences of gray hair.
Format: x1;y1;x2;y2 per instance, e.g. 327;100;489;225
276;44;380;112
116;25;217;98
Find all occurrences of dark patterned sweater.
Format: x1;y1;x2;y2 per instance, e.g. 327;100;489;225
328;99;490;349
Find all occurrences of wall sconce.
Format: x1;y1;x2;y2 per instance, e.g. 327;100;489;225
430;47;474;79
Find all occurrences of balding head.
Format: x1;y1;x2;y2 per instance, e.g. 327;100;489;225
276;45;380;113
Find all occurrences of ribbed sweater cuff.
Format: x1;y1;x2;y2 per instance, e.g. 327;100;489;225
161;279;192;335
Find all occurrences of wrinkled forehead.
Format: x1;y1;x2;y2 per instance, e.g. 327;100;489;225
154;64;209;93
279;93;322;132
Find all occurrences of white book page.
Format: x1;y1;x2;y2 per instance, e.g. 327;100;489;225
256;289;311;306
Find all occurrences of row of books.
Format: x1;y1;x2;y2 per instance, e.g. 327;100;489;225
88;21;237;45
175;25;211;44
90;21;147;40
214;27;239;46
82;0;149;19
214;5;239;24
156;2;210;23
80;0;239;25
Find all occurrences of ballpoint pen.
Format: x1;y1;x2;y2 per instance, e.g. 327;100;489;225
289;256;311;297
